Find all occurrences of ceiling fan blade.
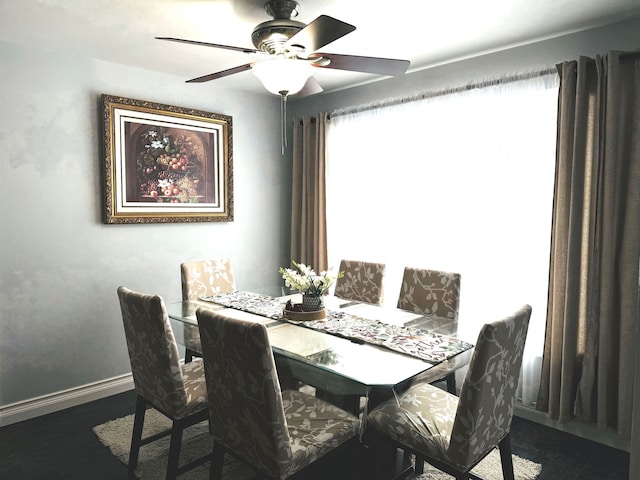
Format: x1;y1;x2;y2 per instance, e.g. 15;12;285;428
285;15;355;53
186;63;254;83
293;76;324;97
310;53;410;76
156;36;261;55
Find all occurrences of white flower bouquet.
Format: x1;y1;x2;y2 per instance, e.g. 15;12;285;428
279;261;343;296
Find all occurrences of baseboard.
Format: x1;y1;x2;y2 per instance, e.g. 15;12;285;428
0;374;134;427
515;404;630;452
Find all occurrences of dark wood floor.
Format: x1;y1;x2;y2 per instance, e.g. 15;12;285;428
0;389;630;479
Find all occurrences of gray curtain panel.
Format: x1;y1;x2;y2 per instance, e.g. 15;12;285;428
290;113;329;271
537;51;640;439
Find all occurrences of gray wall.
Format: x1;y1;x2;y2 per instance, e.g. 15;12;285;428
0;42;289;405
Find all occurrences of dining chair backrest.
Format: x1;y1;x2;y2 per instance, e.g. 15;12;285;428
196;307;361;479
117;286;193;418
334;259;386;305
180;258;236;300
197;308;293;477
397;267;461;319
447;304;531;469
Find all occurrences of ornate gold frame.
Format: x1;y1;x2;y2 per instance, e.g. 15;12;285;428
101;94;233;224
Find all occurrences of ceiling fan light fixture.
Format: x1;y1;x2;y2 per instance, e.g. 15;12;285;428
252;58;312;95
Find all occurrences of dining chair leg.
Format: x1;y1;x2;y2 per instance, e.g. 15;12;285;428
349;438;368;480
446;373;456;394
498;434;515;480
185;348;194;363
166;422;185;480
414;454;425;474
128;395;147;479
368;431;405;480
209;441;225;480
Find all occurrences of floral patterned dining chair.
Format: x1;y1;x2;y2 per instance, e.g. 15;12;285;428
396;267;461;320
196;307;361;479
397;267;462;393
117;286;210;480
334;259;386;305
180;258;236;362
366;304;531;480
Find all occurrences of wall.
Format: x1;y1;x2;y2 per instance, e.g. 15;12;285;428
0;41;290;408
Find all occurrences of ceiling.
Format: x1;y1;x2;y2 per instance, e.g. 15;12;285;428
3;0;640;96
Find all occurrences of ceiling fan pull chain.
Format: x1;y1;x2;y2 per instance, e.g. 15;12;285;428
280;90;289;154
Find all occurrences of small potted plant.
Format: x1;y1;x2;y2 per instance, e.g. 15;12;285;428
279;261;343;312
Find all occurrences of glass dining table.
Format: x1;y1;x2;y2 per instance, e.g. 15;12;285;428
166;291;474;411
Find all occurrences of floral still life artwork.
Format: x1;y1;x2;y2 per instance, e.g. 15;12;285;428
101;94;233;224
134;126;209;204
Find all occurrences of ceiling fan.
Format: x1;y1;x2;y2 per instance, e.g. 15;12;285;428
156;0;410;98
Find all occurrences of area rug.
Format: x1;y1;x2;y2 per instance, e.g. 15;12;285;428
93;409;257;480
93;409;541;479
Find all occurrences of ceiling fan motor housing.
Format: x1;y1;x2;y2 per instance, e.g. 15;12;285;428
252;0;305;55
252;19;305;54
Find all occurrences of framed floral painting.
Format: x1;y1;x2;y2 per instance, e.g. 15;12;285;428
101;94;233;223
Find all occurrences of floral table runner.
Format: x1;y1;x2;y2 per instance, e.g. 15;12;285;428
200;291;473;364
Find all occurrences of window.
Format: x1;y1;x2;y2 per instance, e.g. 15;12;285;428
326;72;559;406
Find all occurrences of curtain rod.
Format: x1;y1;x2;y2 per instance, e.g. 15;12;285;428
329;67;557;119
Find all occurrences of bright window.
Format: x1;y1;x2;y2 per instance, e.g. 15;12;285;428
326;72;559;406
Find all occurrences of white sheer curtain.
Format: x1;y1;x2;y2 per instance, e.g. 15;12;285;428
326;72;559;407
